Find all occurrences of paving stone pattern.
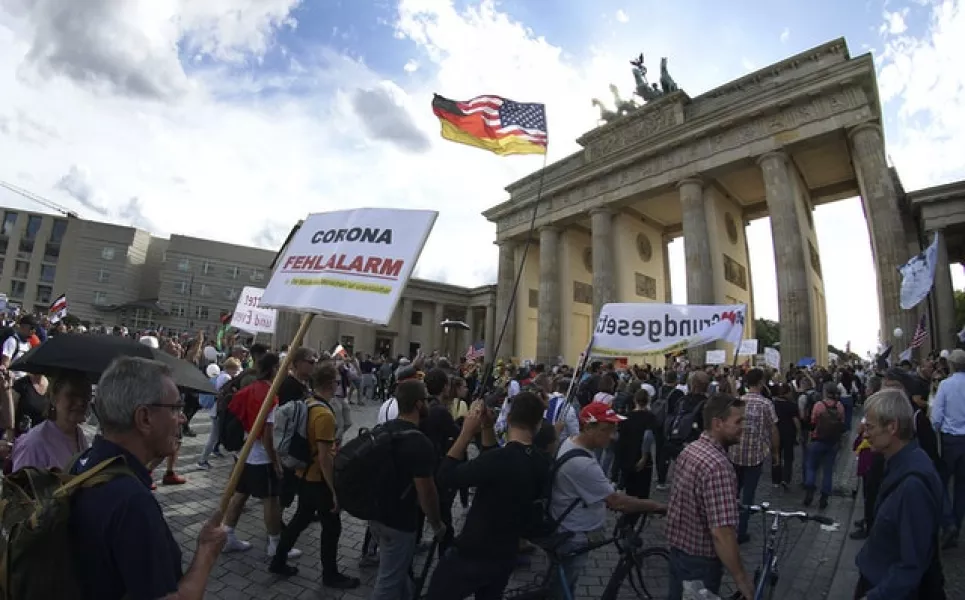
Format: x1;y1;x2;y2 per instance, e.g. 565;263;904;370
140;402;962;599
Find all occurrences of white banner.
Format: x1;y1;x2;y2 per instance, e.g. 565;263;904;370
261;208;437;325
230;287;278;334
764;347;781;369
591;303;746;358
738;339;759;356
899;232;939;309
705;350;726;364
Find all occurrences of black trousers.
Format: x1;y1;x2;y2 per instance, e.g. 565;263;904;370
623;463;653;526
655;430;671;485
416;486;455;554
426;548;516;600
771;435;796;485
863;454;886;528
273;480;341;576
183;393;201;425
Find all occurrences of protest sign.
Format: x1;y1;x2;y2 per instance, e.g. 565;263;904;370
261;208;437;325
705;350;726;365
764;347;781;369
738;339;759;356
592;303;746;358
230;287;277;334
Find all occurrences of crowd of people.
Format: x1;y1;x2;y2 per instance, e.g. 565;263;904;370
0;308;962;599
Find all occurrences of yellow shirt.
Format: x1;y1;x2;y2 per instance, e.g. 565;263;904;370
297;399;337;483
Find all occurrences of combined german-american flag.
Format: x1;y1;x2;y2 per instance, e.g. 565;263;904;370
431;94;547;156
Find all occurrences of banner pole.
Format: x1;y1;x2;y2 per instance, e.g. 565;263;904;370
219;311;315;515
557;337;593;425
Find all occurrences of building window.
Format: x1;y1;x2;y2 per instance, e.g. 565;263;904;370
43;243;60;262
9;280;25;299
200;284;211;297
175;280;188;294
250;269;265;282
93;291;108;305
1;212;17;236
101;246;115;260
528;289;539;308
18;238;34;256
50;219;67;244
223;287;238;300
39;264;55;282
36;285;52;304
171;303;186;317
161;251;167;263
227;266;239;279
33;305;47;316
97;269;110;283
13;260;29;279
410;311;423;326
202;261;214;275
0;238;7;255
24;216;42;240
177;258;190;272
196;305;209;320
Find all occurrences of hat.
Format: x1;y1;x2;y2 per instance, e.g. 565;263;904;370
395;365;420;381
640;383;656;398
948;349;965;366
205;364;221;378
579;402;626;425
138;335;159;349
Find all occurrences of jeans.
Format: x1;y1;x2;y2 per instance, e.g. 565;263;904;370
668;547;724;600
551;531;589;599
735;462;763;538
805;440;838;495
840;396;854;432
369;520;417;600
199;414;220;462
361;374;377;400
941;433;965;534
426;547;516;600
273;480;342;576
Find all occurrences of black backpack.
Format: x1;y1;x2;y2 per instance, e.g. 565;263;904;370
0;328;24;364
333;422;425;521
876;472;946;599
217;377;248;452
813;401;846;445
651;386;681;428
667;396;705;444
523;447;593;542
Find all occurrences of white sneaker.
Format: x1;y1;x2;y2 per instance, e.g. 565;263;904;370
266;542;302;560
223;537;252;553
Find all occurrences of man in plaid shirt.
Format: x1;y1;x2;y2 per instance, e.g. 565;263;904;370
666;394;754;600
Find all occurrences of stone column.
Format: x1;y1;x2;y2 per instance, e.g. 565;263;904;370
399;297;414;358
662;235;673;302
849;123;918;350
483;298;496;365
590;208;616;319
494;241;517;360
742;219;756;336
432;302;445;354
758;151;812;366
933;230;957;351
537;226;561;365
678;178;714;305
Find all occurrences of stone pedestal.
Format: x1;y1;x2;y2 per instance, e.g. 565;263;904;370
591;208;616;319
933;230;957;351
494;241;517;359
759;151;814;366
399;297;414;358
678;178;714;305
537;227;561;365
849;123;919;347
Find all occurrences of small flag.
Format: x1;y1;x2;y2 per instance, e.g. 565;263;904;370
49;294;68;324
910;314;928;349
898;232;939;310
431;94;547;156
465;341;485;361
333;344;348;358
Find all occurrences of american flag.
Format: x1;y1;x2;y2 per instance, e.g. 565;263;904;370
465;341;485;361
457;96;548;146
910;314;928;349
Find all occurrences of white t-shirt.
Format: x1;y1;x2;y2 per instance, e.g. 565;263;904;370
2;335;31;378
245;407;275;466
550;437;615;533
377;397;398;424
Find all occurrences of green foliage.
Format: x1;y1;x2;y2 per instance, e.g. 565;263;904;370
755;318;780;349
955;290;965;330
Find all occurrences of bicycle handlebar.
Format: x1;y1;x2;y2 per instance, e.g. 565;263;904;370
742;502;836;526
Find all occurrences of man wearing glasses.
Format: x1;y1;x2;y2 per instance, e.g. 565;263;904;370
277;347;318;405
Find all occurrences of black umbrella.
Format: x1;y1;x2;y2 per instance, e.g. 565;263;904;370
11;334;215;394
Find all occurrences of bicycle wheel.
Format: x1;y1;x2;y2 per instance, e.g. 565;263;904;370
632;547;671;599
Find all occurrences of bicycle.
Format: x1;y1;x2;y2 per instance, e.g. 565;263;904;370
504;514;670;600
693;502;835;600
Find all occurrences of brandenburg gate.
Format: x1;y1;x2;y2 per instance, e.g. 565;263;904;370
483;38;939;367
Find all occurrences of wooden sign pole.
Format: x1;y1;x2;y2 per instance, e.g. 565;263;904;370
218;312;315;515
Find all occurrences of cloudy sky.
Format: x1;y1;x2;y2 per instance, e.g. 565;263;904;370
0;0;963;355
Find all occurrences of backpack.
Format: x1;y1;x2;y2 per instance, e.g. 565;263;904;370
0;328;24;365
575;376;598;408
813;401;846;444
667;396;705;444
273;397;332;470
803;390;821;430
650;386;677;427
0;456;136;600
523;447;593;542
333;423;425;521
876;472;946;599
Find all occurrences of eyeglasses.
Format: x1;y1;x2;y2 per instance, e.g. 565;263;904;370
148;403;185;415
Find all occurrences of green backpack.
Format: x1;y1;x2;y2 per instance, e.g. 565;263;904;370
0;456;135;600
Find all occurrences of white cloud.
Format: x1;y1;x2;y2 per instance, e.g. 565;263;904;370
780;27;790;43
403;58;419;72
616;9;629;23
881;8;909;35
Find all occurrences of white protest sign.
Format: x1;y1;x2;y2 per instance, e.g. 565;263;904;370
591;303;746;358
738;339;759;356
230;287;277;334
261;208;437;325
705;349;726;364
764;347;781;369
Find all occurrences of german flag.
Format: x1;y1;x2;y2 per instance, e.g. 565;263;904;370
431;94;547;156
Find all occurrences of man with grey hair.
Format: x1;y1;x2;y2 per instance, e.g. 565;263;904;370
855;388;945;600
69;356;226;600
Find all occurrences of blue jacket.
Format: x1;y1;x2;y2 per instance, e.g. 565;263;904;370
855;440;942;600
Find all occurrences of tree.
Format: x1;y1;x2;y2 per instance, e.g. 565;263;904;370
755;318;780;349
955;290;965;331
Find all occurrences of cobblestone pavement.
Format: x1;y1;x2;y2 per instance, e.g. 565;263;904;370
142;401;960;599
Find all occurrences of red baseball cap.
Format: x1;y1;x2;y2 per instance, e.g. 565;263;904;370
579;402;626;425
